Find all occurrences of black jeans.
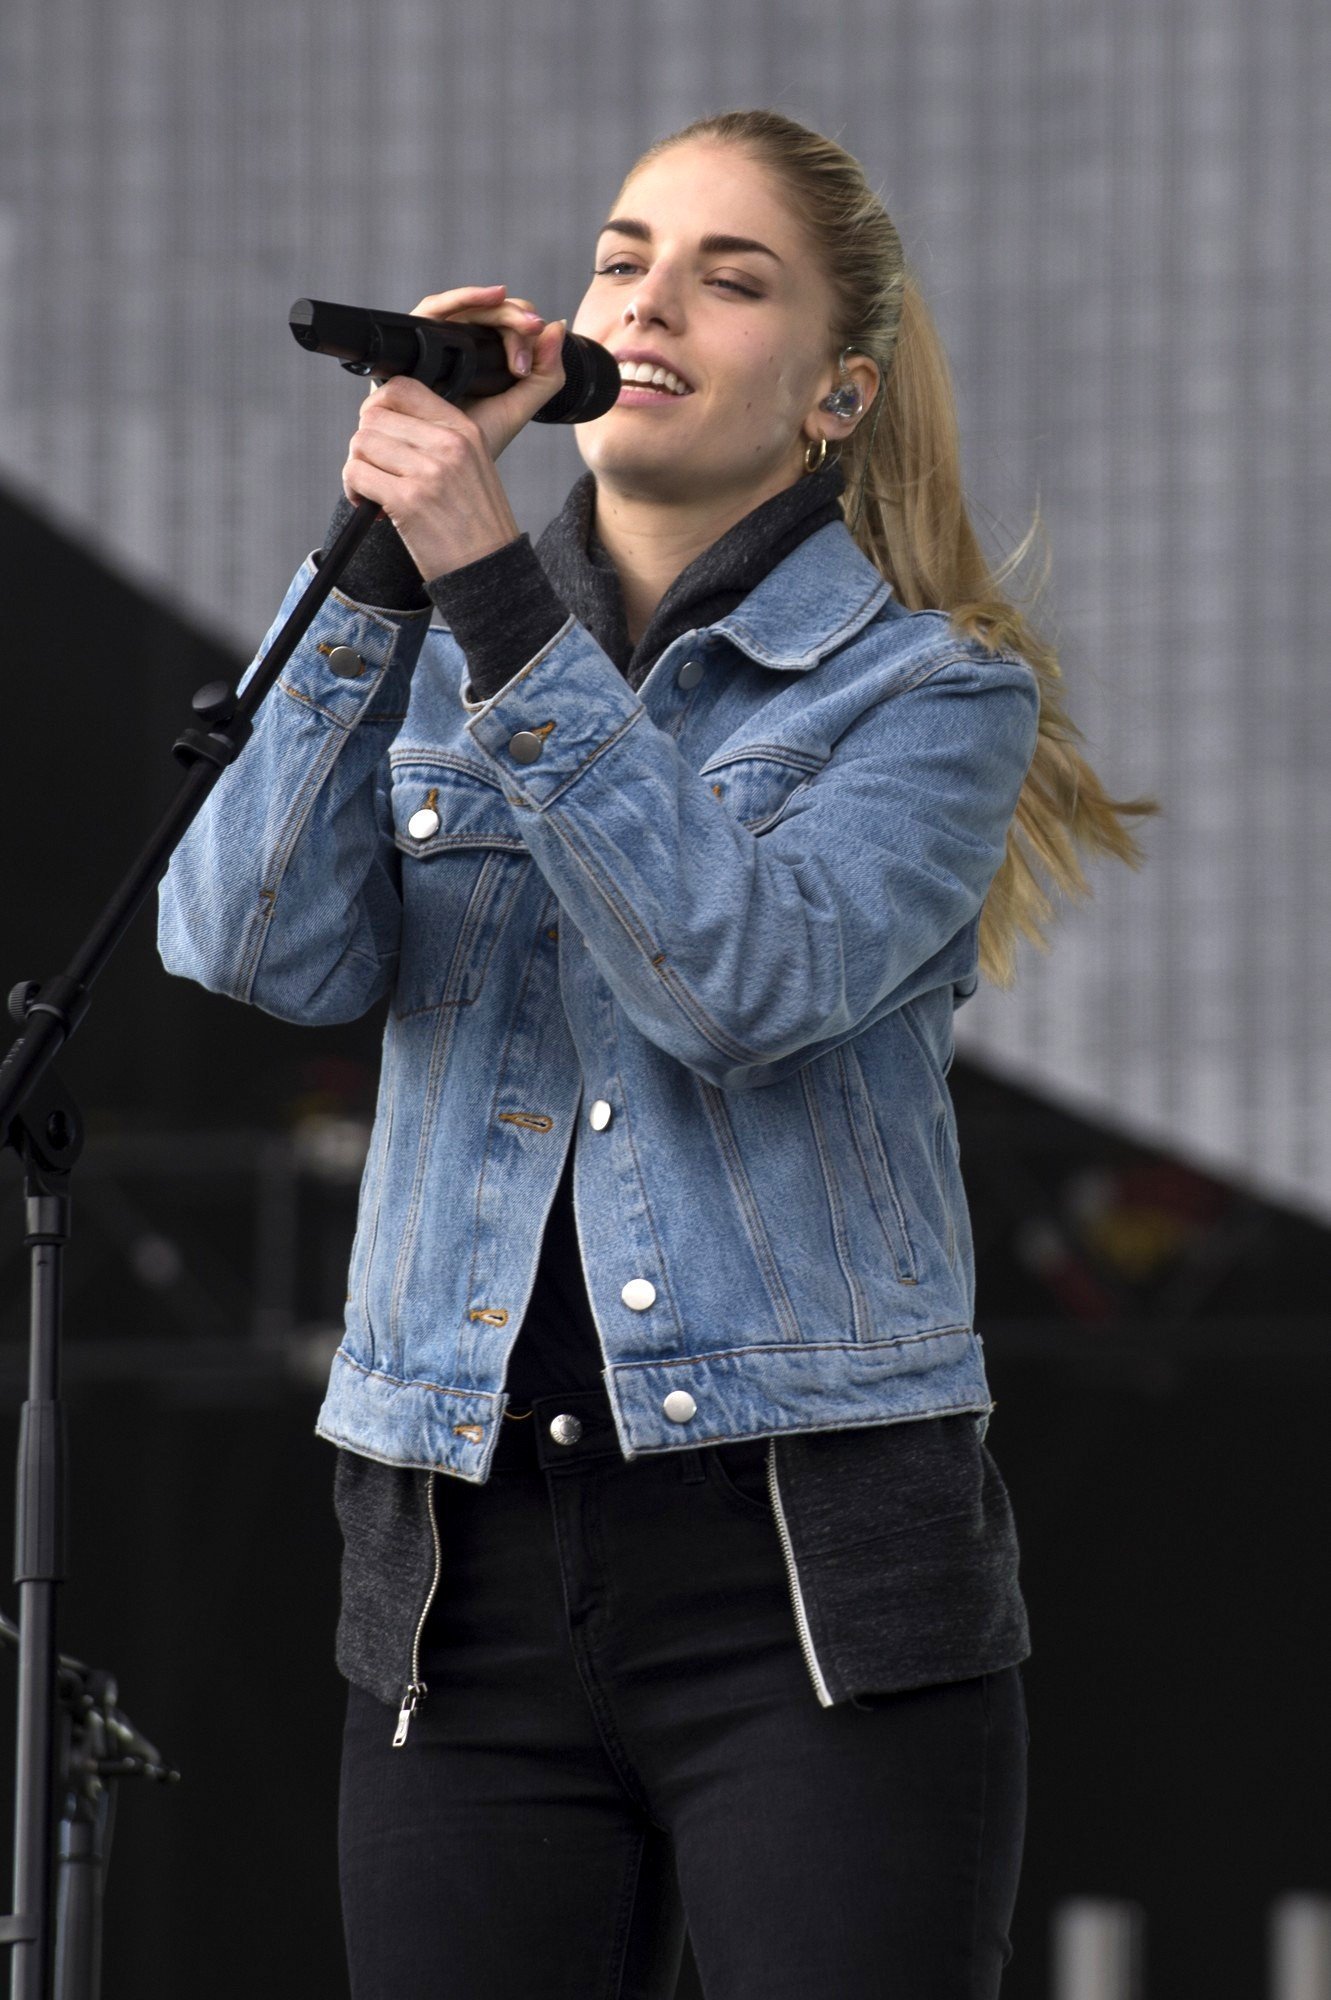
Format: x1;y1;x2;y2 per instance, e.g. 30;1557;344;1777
338;1388;1028;1999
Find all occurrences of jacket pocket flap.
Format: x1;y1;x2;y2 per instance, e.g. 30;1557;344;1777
389;757;528;858
699;747;825;832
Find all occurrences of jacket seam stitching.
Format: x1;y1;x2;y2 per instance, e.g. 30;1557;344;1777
330;1346;502;1403
234;723;351;999
277;679;367;729
611;1327;974;1368
353;1074;395;1367
695;1081;802;1342
799;1066;874;1342
461;915;556;1375
843;1041;920;1282
516;804;763;1068
836;1044;917;1284
386;1000;465;1362
603;1022;687;1353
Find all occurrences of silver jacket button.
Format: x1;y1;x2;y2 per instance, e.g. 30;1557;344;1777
326;645;366;678
621;1278;656;1311
588;1099;612;1130
549;1413;583;1445
508;730;544;764
676;658;703;690
663;1390;697;1423
407;807;440;840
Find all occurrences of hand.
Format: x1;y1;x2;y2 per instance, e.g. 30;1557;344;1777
401;282;568;461
340;284;567;580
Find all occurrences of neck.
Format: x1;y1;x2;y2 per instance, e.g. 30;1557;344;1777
591;469;805;648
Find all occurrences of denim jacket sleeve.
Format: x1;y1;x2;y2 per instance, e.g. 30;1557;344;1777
158;555;1040;1077
156;557;432;1023
464;611;1042;1091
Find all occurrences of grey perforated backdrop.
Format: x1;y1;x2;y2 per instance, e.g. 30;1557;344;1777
1;0;1326;1220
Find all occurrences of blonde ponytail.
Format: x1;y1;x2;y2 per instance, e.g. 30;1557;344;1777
849;272;1162;986
627;109;1163;988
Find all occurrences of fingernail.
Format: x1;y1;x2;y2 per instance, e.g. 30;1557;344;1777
522;310;543;324
515;350;531;376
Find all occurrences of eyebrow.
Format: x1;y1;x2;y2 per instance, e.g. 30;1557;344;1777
596;217;784;265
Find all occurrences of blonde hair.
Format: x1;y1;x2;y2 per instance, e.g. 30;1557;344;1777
624;109;1162;988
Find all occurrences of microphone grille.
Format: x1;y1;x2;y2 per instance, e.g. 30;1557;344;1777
533;333;621;425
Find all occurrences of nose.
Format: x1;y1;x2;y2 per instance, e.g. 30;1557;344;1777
621;265;682;332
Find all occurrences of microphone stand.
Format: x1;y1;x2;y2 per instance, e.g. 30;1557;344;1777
0;1615;180;2000
0;496;384;1999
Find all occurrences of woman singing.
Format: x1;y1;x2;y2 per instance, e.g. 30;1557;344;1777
159;107;1156;2000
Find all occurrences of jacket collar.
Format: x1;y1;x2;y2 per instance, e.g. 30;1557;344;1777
703;517;895;672
534;461;892;685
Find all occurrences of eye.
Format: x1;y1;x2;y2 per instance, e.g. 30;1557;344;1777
593;261;761;299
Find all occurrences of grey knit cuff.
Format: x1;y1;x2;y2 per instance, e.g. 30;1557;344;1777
317;493;429;612
425;534;570;704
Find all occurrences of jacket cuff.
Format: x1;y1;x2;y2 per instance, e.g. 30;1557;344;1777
245;552;432;727
463;615;643;805
426;534;570;705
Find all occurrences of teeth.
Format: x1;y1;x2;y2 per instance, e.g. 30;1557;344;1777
618;361;690;395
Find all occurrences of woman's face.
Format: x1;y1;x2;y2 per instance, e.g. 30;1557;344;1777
570;141;843;509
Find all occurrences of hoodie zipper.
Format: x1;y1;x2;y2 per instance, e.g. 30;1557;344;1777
393;1470;442;1747
765;1439;834;1708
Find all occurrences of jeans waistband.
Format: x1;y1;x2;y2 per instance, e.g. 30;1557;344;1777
493;1387;627;1474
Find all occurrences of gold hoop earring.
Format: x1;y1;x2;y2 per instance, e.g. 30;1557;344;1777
804;434;828;474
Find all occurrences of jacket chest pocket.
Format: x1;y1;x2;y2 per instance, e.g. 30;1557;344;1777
389;760;531;1017
700;748;824;833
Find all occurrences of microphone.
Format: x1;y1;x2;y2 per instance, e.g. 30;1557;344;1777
289;297;621;424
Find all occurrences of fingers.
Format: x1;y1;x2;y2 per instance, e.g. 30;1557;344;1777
359;315;564;428
485;298;548;381
359;374;460;424
349;425;446;481
531;318;568;382
407;284;549;381
350;300;567;478
407;283;508;316
342;395;479;507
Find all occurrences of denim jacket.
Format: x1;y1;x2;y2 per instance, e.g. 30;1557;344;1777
157;513;1038;1702
159;510;1039;1462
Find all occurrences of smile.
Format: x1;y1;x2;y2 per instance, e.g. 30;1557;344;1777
617;361;692;397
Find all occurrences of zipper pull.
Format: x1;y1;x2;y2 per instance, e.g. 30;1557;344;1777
392;1681;425;1748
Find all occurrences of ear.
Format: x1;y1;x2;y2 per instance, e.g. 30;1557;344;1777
801;352;882;449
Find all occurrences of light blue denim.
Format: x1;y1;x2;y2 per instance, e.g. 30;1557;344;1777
157;519;1040;1484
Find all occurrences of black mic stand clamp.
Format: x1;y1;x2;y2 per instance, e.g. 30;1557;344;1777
0;1582;181;2000
49;1651;180;2000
